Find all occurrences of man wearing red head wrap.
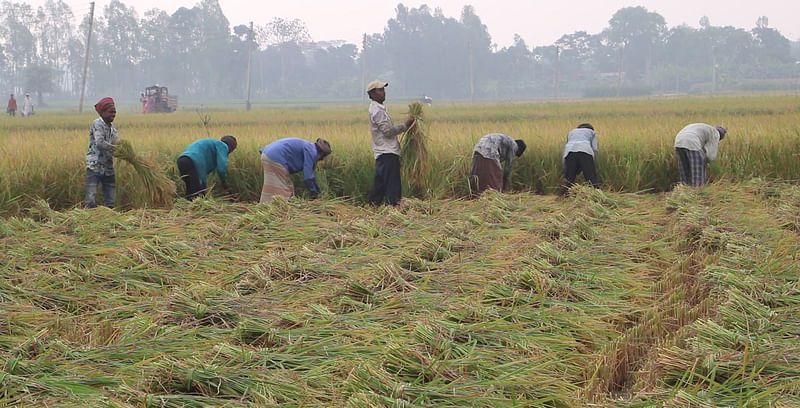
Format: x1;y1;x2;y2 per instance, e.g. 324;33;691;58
85;97;120;208
94;97;115;115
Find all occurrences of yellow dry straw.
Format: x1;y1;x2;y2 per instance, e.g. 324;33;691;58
113;139;176;207
401;102;430;197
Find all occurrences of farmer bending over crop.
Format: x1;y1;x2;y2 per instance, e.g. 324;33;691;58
366;80;415;206
177;135;237;200
84;97;120;208
470;133;526;196
674;123;726;187
562;123;599;192
259;137;332;203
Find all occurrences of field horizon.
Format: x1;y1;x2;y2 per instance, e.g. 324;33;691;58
2;93;799;216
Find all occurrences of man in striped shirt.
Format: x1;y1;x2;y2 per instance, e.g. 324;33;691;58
84;97;119;208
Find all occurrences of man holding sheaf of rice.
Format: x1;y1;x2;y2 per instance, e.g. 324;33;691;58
84;97;120;208
366;80;415;206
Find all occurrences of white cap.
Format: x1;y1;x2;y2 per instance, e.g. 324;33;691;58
366;80;388;93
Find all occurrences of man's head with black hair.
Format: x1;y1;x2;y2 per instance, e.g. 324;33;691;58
220;135;237;155
515;139;526;157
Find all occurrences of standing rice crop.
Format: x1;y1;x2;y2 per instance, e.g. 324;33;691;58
401;102;430;197
114;139;176;207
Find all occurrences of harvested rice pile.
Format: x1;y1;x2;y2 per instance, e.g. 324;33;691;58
401;102;430;197
114;139;176;207
1;181;799;406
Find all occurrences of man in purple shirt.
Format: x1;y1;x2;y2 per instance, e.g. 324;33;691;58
259;137;332;203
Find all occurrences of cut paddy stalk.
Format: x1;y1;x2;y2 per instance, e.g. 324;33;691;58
400;102;430;198
2;181;799;406
113;139;176;208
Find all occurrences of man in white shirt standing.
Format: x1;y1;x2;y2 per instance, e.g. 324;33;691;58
22;93;34;117
674;123;726;187
365;80;414;206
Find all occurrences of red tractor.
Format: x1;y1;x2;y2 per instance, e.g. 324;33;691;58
142;85;178;113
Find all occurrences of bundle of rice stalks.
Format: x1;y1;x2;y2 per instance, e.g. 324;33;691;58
401;102;430;197
114;139;176;207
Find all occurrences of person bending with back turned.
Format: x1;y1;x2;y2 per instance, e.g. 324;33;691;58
674;123;726;187
470;133;526;196
259;137;331;203
177;135;237;200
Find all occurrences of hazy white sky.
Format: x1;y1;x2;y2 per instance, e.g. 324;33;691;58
47;0;800;46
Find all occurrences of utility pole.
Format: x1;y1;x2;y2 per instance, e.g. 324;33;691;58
361;34;367;104
616;46;624;97
245;21;253;110
468;41;474;102
78;1;95;113
554;46;560;99
711;45;717;94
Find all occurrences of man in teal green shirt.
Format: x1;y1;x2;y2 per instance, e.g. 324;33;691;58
177;135;237;200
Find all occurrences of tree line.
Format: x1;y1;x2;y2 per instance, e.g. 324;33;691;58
1;0;798;105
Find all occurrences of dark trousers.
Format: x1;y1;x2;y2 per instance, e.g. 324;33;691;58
368;153;401;206
85;169;116;208
177;156;206;200
564;152;599;188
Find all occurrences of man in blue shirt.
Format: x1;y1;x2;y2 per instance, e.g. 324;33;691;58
259;137;332;203
177;135;237;200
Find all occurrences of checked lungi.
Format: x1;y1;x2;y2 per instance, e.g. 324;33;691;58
260;152;294;203
675;147;707;186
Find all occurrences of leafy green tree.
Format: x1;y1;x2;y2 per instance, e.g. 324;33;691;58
163;6;205;96
92;0;141;96
751;17;791;63
34;0;75;92
193;0;233;97
381;4;493;99
0;1;37;89
138;8;172;87
605;6;666;81
654;25;713;92
489;35;538;97
24;63;54;105
555;31;603;79
258;17;311;96
310;42;358;96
